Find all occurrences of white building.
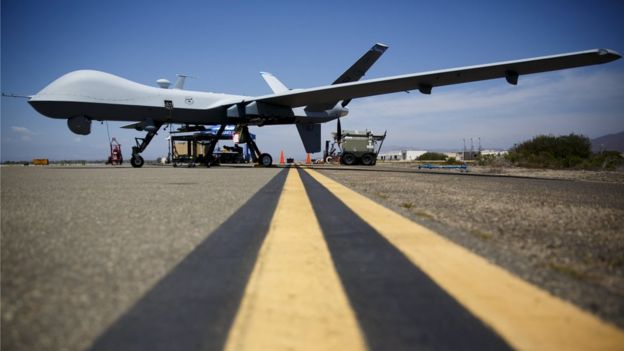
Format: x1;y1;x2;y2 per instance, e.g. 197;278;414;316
444;152;463;160
480;149;508;157
377;150;428;161
377;149;508;161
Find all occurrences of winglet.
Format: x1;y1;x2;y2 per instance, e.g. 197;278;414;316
333;43;389;85
307;42;389;111
597;48;622;61
372;42;389;53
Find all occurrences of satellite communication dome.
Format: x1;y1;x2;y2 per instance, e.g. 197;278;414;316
156;79;171;89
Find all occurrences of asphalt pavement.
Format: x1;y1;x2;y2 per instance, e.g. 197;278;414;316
2;164;623;351
317;165;624;328
1;165;281;351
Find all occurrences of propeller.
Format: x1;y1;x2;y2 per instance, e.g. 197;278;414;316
338;97;351;145
336;117;342;146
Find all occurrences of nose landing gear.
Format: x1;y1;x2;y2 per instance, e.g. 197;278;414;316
130;155;144;167
130;122;163;168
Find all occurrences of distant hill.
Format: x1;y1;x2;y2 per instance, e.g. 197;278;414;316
591;131;624;153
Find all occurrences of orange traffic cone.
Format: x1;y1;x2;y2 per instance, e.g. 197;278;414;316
279;150;285;165
305;153;311;165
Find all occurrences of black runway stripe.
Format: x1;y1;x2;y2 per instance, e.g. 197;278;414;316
297;168;512;351
90;168;288;351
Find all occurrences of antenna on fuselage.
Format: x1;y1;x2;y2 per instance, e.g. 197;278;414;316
173;74;197;90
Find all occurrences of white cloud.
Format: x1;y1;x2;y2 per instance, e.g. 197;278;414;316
11;126;35;135
11;126;36;142
341;69;624;150
351;70;623;118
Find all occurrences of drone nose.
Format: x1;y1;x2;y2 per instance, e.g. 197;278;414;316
28;98;54;117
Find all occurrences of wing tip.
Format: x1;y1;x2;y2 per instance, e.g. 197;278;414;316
373;43;389;52
597;48;621;61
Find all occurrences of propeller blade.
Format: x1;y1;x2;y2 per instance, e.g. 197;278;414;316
336;118;342;144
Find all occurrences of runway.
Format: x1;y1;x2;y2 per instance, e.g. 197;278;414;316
2;165;623;350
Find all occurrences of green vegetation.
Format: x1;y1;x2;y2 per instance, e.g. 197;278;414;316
1;160;30;165
413;210;434;220
506;134;623;170
548;261;588;281
445;157;465;165
376;192;389;200
400;202;414;209
476;154;499;166
470;229;493;240
418;152;447;161
585;150;624;170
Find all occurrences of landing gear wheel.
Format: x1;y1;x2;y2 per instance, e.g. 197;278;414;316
341;152;356;165
130;155;144;168
361;153;375;166
259;153;273;167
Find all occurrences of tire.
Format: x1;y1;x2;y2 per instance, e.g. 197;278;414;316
361;153;375;166
341;153;356;165
325;156;333;163
130;155;144;168
259;153;273;167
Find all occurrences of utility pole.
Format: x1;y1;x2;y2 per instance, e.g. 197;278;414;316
463;138;466;161
470;138;474;160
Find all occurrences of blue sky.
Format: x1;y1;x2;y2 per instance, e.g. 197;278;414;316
2;0;623;161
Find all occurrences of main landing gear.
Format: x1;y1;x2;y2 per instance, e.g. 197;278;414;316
239;126;272;167
204;124;226;167
130;122;163;168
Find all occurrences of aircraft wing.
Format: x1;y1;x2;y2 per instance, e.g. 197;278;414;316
249;49;620;108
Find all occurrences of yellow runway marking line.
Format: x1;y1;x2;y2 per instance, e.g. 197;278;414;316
305;168;624;351
224;169;366;351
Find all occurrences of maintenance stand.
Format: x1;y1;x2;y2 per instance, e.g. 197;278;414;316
168;125;271;167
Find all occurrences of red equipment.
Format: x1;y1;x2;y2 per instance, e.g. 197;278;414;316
107;138;123;165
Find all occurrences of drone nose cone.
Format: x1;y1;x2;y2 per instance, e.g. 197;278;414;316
28;83;75;118
28;70;139;119
27;71;87;118
28;97;56;118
